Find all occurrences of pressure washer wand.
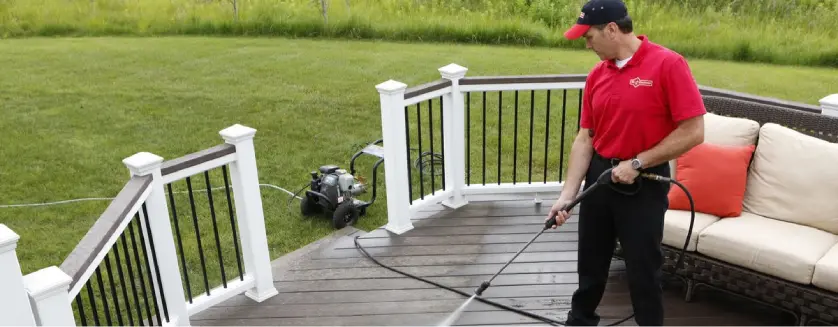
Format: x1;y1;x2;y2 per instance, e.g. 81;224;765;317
473;168;615;296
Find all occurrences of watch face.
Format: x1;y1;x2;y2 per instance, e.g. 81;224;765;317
632;159;641;169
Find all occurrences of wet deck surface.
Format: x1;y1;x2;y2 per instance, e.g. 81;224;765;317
190;198;795;326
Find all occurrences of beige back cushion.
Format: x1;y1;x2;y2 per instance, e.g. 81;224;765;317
669;113;760;177
742;123;838;234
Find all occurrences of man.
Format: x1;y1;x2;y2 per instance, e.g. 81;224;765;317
545;0;706;325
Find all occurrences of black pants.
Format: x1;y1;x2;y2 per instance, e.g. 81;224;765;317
565;152;671;326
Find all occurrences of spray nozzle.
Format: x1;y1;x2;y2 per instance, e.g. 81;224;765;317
475;281;490;296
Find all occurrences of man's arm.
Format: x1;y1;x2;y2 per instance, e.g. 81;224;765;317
635;115;703;168
559;128;595;199
560;65;598;197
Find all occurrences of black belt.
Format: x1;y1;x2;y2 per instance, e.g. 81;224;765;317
592;151;625;167
592;151;668;171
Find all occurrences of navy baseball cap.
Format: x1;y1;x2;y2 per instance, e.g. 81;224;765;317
564;0;628;40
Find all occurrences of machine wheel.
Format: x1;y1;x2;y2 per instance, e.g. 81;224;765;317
300;195;320;216
332;201;359;229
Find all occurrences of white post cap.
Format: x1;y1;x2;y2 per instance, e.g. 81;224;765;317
376;80;407;95
439;63;468;80
22;266;72;301
820;94;838;117
820;94;838;108
123;152;164;176
0;224;20;253
220;124;257;143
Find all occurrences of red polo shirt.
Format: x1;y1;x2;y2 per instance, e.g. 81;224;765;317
580;36;706;161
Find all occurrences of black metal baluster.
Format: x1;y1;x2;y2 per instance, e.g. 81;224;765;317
112;243;134;326
166;183;192;301
186;177;211;296
560;90;568;181
137;217;163;326
513;90;519;184
428;98;435;194
482;92;486;185
75;294;88;326
528;90;535;184
120;232;143;326
416;102;424;198
544;90;552;183
135;216;163;326
497;91;502;185
439;96;445;191
86;280;100;326
404;106;414;204
204;171;228;287
104;254;124;325
113;236;139;326
128;221;153;326
221;165;244;281
577;89;583;130
141;204;169;324
95;268;112;326
466;92;471;186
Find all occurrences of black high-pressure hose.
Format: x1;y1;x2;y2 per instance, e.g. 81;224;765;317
354;167;696;326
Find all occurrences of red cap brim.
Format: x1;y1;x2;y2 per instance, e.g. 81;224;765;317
564;24;590;40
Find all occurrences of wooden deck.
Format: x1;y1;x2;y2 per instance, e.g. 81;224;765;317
190;198;797;326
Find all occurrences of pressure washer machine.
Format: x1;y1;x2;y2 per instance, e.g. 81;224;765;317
299;139;385;229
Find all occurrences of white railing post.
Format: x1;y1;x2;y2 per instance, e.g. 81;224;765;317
0;224;36;326
123;152;191;326
820;94;838;117
376;80;415;235
219;124;278;302
439;63;469;209
22;266;75;326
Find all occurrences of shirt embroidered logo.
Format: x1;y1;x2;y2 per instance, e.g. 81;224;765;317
629;77;653;88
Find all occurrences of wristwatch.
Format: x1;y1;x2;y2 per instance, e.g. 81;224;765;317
630;158;643;170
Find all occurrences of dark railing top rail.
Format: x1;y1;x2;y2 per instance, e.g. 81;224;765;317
60;174;153;291
160;143;236;177
697;85;822;114
459;74;588;85
703;95;838;142
397;73;822;116
404;79;452;99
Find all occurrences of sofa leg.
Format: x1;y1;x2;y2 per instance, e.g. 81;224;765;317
684;279;697;302
797;313;808;326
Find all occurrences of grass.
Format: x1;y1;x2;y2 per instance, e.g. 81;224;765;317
2;36;838;284
1;0;838;68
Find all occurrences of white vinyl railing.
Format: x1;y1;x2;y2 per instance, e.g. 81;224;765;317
375;64;588;234
0;124;277;326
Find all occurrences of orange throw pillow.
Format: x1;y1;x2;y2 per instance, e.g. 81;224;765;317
667;142;756;218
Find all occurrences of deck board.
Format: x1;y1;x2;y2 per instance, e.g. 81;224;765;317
190;199;794;326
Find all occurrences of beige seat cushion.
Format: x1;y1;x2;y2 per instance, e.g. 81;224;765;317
704;112;761;146
697;212;838;284
669;113;760;178
742;123;838;234
663;209;720;252
813;243;838;292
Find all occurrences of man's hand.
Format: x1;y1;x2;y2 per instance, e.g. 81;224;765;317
611;160;639;184
545;197;573;229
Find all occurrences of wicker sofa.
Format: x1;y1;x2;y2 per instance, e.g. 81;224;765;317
617;94;838;326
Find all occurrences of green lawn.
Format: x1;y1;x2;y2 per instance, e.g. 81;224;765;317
2;36;838;278
3;0;838;68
